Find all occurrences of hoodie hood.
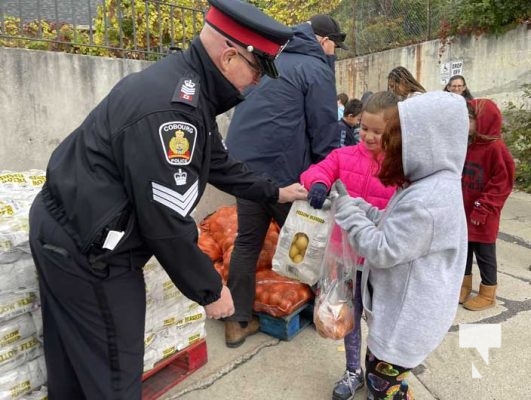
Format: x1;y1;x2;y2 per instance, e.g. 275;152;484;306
284;22;332;66
398;91;469;182
469;98;502;140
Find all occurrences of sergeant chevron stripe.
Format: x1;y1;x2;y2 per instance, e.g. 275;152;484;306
152;180;198;217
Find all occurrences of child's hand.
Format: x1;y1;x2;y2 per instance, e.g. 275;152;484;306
335;196;366;230
308;183;328;209
470;208;487;226
350;197;372;213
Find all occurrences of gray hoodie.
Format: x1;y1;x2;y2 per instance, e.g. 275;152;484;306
335;91;469;368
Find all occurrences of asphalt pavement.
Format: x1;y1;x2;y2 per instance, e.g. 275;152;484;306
161;190;531;400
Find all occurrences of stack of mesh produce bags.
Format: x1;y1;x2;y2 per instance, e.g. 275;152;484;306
197;205;314;318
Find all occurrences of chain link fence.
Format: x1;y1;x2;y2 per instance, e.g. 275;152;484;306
336;0;451;58
0;0;205;60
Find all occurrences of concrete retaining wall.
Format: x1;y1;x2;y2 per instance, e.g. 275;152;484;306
336;24;531;106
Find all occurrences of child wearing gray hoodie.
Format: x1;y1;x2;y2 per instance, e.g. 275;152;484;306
335;91;469;399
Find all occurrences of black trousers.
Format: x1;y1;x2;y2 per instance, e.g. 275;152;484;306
464;241;497;285
29;194;146;400
226;198;292;321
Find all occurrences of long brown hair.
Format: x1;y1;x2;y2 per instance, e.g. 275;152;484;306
378;107;408;187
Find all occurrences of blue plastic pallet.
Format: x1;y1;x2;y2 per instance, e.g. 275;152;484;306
256;302;314;341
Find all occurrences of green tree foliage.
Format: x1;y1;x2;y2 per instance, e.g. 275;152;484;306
0;16;89;52
0;0;340;58
503;84;531;193
249;1;340;26
91;0;208;59
332;0;449;57
89;0;340;58
444;0;531;36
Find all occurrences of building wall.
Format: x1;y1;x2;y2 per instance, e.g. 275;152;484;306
0;47;151;171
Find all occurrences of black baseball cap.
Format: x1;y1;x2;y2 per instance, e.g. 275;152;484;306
206;0;293;78
309;14;348;50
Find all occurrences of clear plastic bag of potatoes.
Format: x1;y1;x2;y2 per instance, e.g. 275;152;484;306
272;198;334;286
313;182;357;340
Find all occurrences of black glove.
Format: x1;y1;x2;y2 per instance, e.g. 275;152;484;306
308;183;328;209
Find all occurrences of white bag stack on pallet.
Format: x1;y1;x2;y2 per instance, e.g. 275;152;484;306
0;171;47;400
0;171;206;394
143;258;206;373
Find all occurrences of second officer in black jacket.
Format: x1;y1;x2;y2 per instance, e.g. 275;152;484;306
28;1;308;398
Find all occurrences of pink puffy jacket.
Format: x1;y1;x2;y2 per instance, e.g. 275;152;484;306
300;143;395;210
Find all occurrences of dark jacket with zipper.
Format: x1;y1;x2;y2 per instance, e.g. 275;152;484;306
41;37;279;306
225;22;339;186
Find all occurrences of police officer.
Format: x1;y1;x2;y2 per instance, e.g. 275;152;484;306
28;1;307;398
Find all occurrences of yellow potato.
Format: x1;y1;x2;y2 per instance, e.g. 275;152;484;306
293;254;303;263
295;235;309;252
289;245;299;259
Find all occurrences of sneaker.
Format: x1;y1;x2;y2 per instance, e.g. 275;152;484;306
332;369;364;400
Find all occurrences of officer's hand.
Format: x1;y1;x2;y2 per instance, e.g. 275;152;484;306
278;183;308;203
204;285;235;319
308;183;328;209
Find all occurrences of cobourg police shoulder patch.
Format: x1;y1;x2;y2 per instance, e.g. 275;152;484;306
159;121;197;165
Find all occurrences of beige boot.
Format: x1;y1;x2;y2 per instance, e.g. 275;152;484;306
225;318;260;348
463;283;497;311
459;274;473;304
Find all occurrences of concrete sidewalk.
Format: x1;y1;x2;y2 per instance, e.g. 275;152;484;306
162;191;531;400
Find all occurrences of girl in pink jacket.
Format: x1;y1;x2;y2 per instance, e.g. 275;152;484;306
300;91;397;400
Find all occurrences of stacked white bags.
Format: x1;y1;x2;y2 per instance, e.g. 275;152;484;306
0;171;47;400
143;258;206;372
0;170;206;394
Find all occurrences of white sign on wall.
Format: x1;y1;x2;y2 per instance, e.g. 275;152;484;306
440;59;464;85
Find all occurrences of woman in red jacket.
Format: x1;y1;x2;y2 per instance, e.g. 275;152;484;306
460;98;515;310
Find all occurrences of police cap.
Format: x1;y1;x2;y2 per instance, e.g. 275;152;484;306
206;0;293;78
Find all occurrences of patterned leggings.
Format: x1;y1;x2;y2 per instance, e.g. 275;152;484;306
344;270;363;371
365;348;414;400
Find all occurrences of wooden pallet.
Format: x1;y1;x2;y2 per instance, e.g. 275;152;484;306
141;338;208;400
256;302;314;341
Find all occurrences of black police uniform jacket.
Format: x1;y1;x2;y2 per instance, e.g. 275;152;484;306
42;37;279;306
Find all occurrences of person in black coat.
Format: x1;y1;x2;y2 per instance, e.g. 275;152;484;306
224;14;347;348
28;1;308;398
